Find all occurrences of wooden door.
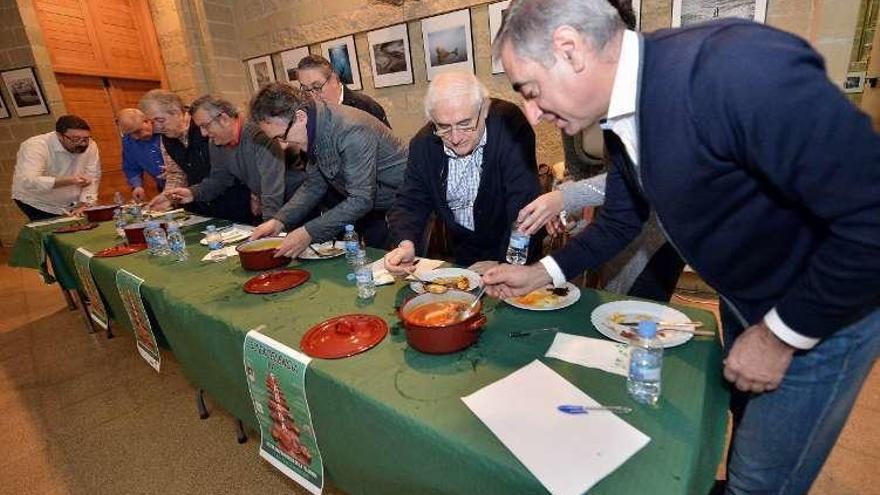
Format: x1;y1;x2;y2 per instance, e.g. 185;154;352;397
56;74;161;203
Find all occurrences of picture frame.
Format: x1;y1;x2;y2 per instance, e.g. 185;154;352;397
0;89;10;119
488;1;510;74
421;9;475;81
367;23;414;88
844;71;867;94
0;67;50;117
672;0;767;28
321;35;362;91
279;46;311;84
246;55;276;92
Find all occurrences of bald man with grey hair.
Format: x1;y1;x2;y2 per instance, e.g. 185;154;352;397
117;107;163;200
385;71;542;272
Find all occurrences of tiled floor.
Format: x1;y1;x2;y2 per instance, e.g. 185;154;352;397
0;250;876;494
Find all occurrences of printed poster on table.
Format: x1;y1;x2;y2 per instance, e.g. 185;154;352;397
72;248;108;329
244;330;324;494
116;269;160;372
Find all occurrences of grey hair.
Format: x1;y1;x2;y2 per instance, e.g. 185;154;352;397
190;94;240;118
249;82;312;123
116;108;145;135
493;0;624;67
424;71;489;120
139;89;186;115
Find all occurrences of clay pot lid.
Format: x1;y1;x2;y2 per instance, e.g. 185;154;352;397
54;222;99;233
243;269;310;294
300;314;388;359
95;244;147;257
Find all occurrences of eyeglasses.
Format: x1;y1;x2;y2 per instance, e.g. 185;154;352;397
301;78;329;95
60;134;90;145
196;113;222;132
432;100;485;137
272;117;295;143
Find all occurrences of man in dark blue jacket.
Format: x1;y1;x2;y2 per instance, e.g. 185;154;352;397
484;1;880;493
384;71;542;273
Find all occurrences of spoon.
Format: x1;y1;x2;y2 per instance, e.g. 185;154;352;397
459;285;487;319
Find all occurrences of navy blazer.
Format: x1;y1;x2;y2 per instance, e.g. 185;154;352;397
552;20;880;339
388;98;542;266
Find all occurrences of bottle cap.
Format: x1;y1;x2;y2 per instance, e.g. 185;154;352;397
167;223;180;232
637;321;657;338
345;224;354;232
207;224;216;231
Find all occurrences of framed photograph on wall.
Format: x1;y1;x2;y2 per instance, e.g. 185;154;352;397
367;24;414;88
246;55;276;92
672;0;767;28
488;1;510;74
421;9;474;81
0;67;49;117
844;71;867;93
321;35;362;91
0;90;10;119
279;46;311;84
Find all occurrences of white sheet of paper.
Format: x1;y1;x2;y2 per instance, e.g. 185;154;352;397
546;333;631;377
26;216;77;228
371;257;445;286
200;245;239;262
462;360;650;495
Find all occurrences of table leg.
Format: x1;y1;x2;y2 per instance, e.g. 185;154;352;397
196;389;210;419
74;290;97;334
236;419;248;444
61;286;77;311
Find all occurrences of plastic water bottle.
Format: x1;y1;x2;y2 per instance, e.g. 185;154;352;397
343;224;359;266
113;208;126;237
354;249;376;299
129;204;144;224
505;221;530;265
627;321;663;406
145;220;169;256
166;222;188;262
204;225;226;261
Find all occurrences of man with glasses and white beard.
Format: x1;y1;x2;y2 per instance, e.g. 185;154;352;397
384;71;542;275
12;115;101;220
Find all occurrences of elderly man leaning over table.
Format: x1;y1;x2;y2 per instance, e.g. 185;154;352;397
384;71;543;276
148;95;294;224
11;114;100;220
116;108;164;202
482;1;880;494
247;82;407;259
139;89;253;224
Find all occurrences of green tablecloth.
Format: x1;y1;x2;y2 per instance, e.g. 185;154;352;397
9;218;81;289
15;221;730;494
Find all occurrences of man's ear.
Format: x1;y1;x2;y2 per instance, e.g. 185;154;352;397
552;25;587;73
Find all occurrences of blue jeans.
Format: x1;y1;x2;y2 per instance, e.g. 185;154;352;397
723;308;880;494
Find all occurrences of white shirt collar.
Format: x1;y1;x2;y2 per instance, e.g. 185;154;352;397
605;30;640;123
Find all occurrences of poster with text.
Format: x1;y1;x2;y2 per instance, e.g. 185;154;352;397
244;330;324;494
116;269;160;372
73;248;108;330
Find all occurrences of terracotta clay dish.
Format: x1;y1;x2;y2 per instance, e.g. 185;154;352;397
300;314;388;359
95;244;147;257
54;222;99;234
243;269;310;295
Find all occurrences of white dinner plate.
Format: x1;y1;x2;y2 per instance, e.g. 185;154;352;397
503;283;581;311
590;300;694;348
298;241;346;260
409;267;482;294
199;225;254;245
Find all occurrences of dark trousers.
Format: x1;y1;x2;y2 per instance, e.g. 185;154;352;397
15;199;57;221
626;242;686;302
354;209;391;250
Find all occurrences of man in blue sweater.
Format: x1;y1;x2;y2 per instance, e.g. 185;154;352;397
117;108;164;201
483;1;880;493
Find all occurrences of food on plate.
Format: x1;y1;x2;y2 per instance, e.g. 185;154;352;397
407;301;470;326
514;288;568;307
429;275;470;291
315;245;343;257
607;312;672;340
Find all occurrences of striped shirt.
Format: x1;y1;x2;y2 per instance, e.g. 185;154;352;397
444;131;487;230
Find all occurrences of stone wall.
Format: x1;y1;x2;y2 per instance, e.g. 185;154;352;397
0;0;65;246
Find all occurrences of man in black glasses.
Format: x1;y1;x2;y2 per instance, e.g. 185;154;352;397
296;55;391;128
248;82;407;259
12;115;101;220
384;71;542;274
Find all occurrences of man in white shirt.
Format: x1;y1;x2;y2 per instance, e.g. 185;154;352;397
12;115;101;220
